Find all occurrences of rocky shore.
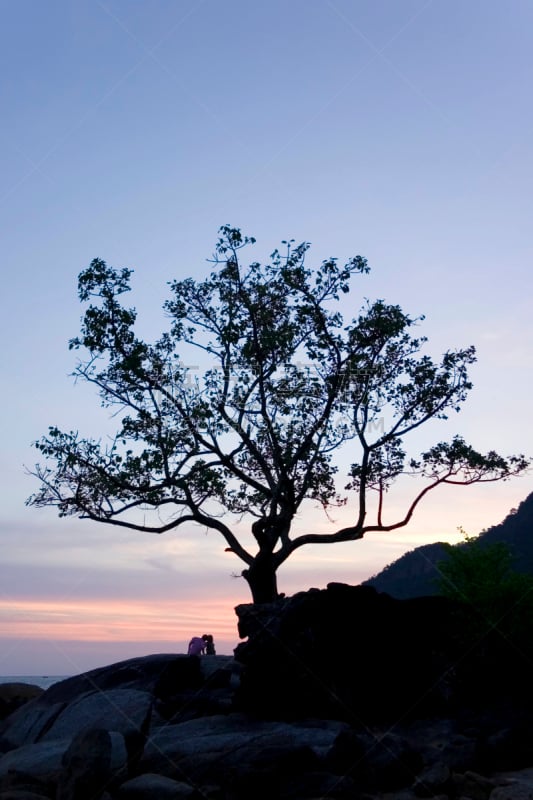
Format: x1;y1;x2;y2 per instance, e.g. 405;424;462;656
0;584;532;799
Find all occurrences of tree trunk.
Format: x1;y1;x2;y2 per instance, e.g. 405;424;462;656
243;550;279;604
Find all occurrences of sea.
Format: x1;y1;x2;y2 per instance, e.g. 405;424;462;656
0;676;71;690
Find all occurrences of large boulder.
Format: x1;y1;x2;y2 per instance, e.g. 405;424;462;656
0;685;43;723
40;689;151;744
0;738;69;783
56;728;110;800
235;582;533;724
140;713;348;786
0;654;238;797
235;583;460;722
0;654;218;753
0;688;151;757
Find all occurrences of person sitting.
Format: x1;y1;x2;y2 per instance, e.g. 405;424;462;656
202;634;216;655
187;636;206;656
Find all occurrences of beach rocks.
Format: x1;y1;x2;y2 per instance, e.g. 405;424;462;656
43;690;151;746
0;655;243;799
0;686;43;724
55;728;126;800
0;738;69;783
1;583;533;798
140;713;348;786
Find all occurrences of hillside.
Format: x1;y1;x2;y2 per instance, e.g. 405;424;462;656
364;491;533;598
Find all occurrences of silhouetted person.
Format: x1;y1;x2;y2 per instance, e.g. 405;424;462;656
202;634;216;655
188;636;206;656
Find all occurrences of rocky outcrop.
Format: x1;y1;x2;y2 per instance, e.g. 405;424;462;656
235;583;464;722
56;728;126;800
0;654;240;799
1;585;533;798
234;582;533;723
0;655;363;799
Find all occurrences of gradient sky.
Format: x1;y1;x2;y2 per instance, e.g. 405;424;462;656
2;0;532;675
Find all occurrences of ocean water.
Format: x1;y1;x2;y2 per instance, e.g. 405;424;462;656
0;676;70;691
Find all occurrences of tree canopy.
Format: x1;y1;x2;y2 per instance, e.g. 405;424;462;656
28;227;530;602
438;533;522;610
437;531;533;656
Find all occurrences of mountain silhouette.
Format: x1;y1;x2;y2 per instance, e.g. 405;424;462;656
363;491;533;598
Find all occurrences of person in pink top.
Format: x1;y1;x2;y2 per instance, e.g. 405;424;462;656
187;636;206;656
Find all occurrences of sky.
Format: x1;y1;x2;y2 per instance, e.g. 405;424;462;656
1;0;532;675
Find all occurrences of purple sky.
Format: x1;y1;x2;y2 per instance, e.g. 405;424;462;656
1;0;532;675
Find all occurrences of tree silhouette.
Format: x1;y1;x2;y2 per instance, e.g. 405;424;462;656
27;227;530;602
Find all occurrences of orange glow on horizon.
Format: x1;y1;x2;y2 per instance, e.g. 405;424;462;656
0;597;242;643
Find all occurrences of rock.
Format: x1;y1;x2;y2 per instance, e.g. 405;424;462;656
401;718;457;765
0;727;126;791
0;768;53;798
40;688;151;743
1;600;533;800
221;742;321;798
153;686;231;724
141;713;348;784
480;718;533;771
0;661;160;751
235;584;461;723
0;683;152;755
280;770;357;798
42;655;201;703
327;728;423;792
0;654;208;752
490;786;533;799
0;739;69;783
0;686;43;723
363;732;424;791
151;655;240;724
56;728;128;800
118;773;197;799
197;655;238;685
0;653;245;797
491;768;533;789
151;657;203;700
452;770;497;800
412;762;451;796
0;792;51;799
235;581;533;726
0;702;66;753
56;728;112;800
439;735;478;772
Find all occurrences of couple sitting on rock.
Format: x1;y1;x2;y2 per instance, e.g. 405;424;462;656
188;633;216;656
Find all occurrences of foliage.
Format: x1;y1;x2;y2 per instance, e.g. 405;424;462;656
437;530;533;643
27;227;530;602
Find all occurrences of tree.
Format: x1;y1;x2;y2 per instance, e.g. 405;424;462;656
437;532;533;674
437;530;533;628
27;227;530;603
